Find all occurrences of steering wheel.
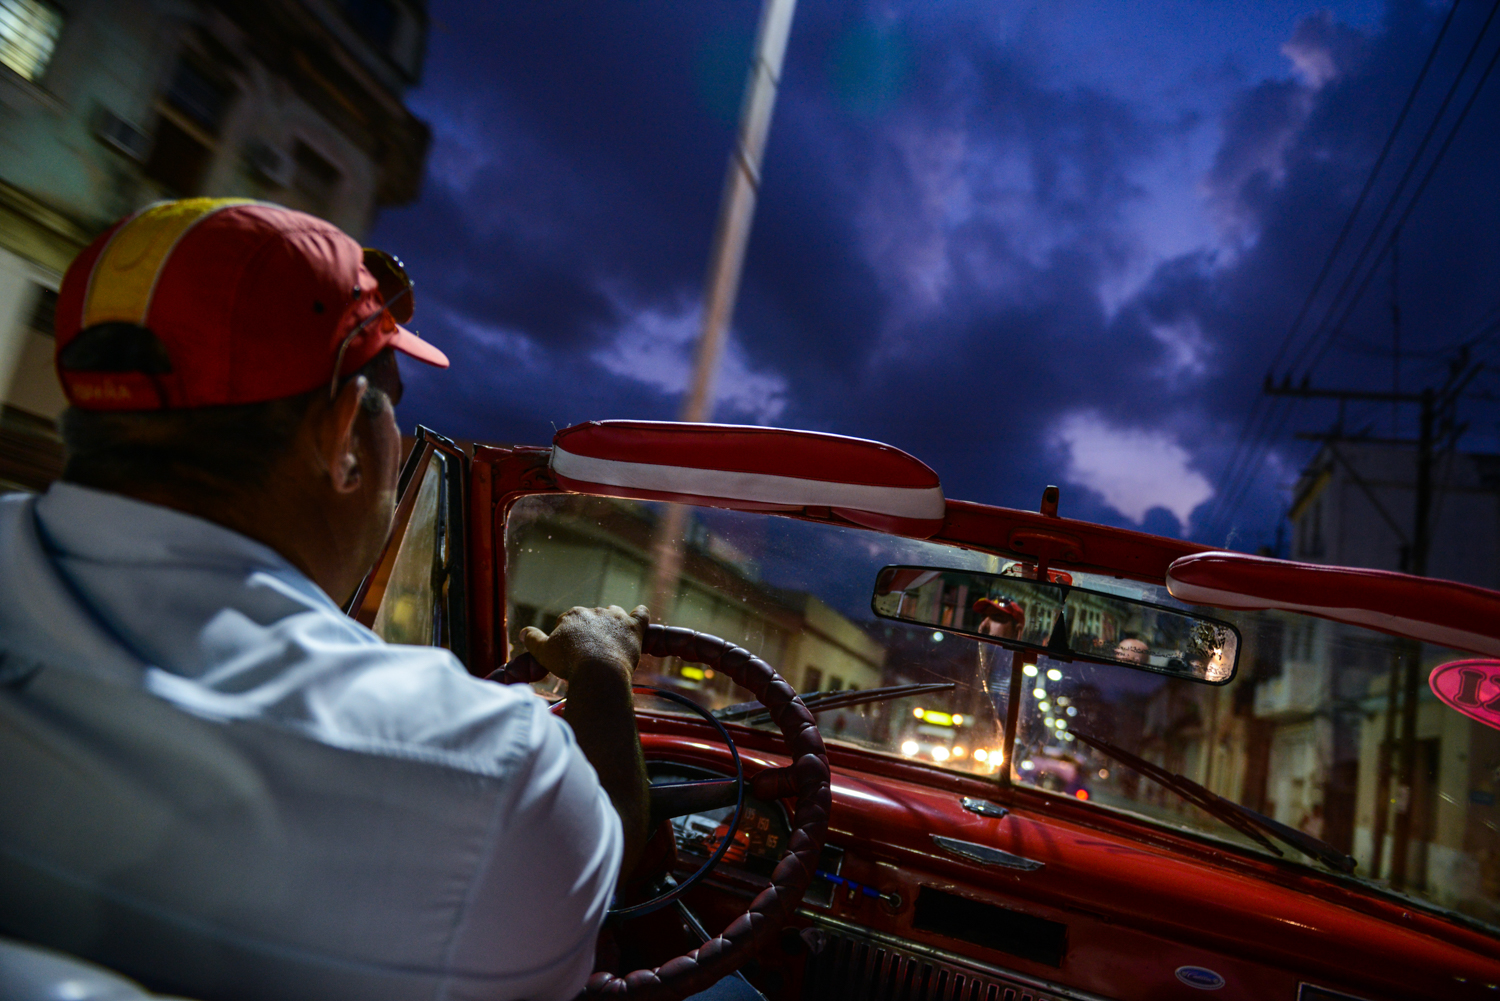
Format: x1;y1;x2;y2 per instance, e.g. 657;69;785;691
491;624;831;1000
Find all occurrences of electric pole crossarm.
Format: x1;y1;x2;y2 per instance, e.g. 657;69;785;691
1264;381;1427;404
1440;360;1484;403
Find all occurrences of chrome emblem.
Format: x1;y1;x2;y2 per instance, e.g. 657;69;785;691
1176;966;1226;990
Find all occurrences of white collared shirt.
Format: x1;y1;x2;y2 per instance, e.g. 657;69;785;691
0;483;621;1001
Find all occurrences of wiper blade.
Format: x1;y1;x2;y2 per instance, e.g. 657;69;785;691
1069;728;1357;874
1067;729;1279;855
713;682;956;723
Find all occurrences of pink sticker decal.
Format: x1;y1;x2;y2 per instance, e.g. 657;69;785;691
1430;659;1500;732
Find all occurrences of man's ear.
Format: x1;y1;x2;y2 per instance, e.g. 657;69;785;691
318;376;367;495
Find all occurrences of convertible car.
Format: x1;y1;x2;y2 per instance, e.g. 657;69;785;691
18;418;1493;1000
341;418;1500;1001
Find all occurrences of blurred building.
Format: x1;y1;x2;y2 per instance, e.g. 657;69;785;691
505;500;886;700
1123;438;1499;918
1285;442;1496;900
0;0;431;491
1288;440;1500;585
1224;440;1498;914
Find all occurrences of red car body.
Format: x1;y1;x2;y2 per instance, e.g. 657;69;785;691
354;421;1500;1001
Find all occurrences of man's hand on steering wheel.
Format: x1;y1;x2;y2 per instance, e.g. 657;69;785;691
521;603;651;681
523;604;654;883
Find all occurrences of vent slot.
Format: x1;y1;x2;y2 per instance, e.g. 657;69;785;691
912;888;1067;968
1299;987;1374;1001
800;920;1101;1001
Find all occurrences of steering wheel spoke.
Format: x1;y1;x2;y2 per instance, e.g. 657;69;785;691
648;778;741;827
648;762;803;828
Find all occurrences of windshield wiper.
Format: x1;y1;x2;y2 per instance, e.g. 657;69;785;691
713;681;956;724
1068;728;1357;874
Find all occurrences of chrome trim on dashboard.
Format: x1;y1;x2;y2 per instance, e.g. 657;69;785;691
799;912;1115;1001
932;834;1044;871
961;796;1009;819
1297;985;1375;1001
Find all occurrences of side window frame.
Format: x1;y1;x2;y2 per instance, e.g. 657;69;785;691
347;426;469;666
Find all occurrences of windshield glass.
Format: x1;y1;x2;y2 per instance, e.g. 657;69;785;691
507;493;1009;771
505;492;1498;931
1028;598;1499;931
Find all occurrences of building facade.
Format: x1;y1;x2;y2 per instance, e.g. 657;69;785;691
1150;440;1500;916
0;0;430;491
505;499;886;702
1289;439;1500;585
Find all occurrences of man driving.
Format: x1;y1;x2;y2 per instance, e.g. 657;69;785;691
972;596;1025;640
0;199;652;1000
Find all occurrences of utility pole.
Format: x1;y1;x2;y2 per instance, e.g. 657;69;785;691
680;0;797;426
1389;229;1401;438
646;0;797;623
1264;357;1478;887
1392;388;1432;890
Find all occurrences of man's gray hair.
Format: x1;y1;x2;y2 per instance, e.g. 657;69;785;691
59;323;398;496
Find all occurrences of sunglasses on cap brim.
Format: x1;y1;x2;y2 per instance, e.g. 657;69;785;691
328;249;416;400
363;248;415;324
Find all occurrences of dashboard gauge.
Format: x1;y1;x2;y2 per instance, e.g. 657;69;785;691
650;763;793;878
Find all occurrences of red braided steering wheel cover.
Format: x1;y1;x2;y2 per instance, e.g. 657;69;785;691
493;624;831;1000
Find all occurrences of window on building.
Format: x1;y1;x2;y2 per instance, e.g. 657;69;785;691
292;141;341;217
26;286;56;336
4;282;65;426
164;58;232;135
0;0;63;82
1297;500;1325;560
344;0;398;50
802;667;822;692
144;117;213;195
144;57;234;196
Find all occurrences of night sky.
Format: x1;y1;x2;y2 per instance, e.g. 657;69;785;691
369;1;1500;552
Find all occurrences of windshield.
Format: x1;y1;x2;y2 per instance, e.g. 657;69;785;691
507;493;1009;771
505;492;1498;932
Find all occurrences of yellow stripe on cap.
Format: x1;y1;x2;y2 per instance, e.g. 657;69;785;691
82;198;257;328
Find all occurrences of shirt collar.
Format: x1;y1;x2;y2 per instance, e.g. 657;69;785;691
35;481;304;579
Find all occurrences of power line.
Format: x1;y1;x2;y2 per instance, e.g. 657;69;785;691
1206;4;1500;537
1224;331;1489;543
1266;0;1462;381
1333;289;1500;357
1283;0;1500;377
1202;1;1465;536
1302;26;1500;375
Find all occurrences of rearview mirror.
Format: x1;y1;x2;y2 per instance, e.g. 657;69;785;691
871;565;1239;684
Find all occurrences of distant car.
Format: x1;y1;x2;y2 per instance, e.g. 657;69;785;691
1019;749;1092;801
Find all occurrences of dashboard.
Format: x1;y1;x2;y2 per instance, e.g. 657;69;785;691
648;762;793;880
637;728;1494;1001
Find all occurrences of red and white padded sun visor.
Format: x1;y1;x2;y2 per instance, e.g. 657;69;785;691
1167;550;1500;657
550;421;947;537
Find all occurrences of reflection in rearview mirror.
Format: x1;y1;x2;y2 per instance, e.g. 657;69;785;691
871;565;1239;684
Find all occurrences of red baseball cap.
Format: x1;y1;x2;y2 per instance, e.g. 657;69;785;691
55;198;448;410
972;597;1025;627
